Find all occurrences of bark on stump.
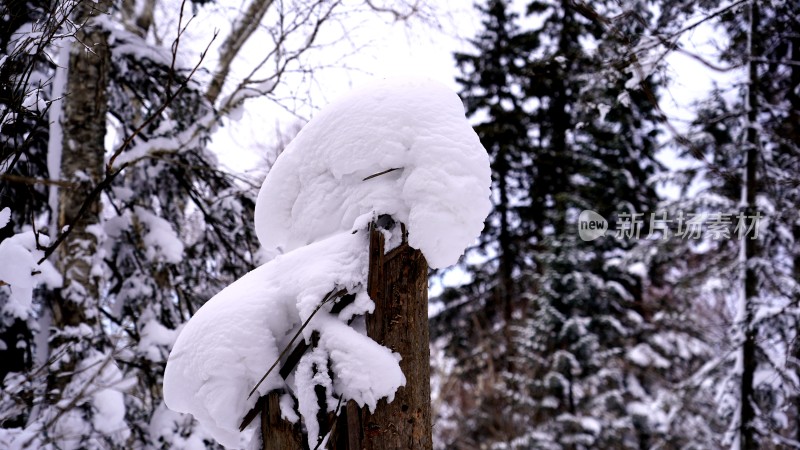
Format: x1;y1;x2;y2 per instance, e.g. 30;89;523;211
262;392;304;450
332;223;432;450
260;221;432;449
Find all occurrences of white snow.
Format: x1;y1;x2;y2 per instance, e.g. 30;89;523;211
164;232;374;448
313;311;405;410
627;261;648;278
254;78;491;269
0;207;9;229
139;321;178;362
47;43;69;231
99;14;173;66
279;393;299;423
91;383;126;434
149;404;212;450
0;231;62;320
580;417;601;435
626;343;671;369
134;206;185;263
164;78;491;449
46;350;132;447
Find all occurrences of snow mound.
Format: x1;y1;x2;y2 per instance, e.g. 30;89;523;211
0;230;62;320
165;78;491;449
0;207;10;229
254;78;491;268
164;232;396;447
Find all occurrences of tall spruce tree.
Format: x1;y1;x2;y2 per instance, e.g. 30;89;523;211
0;0;429;447
516;1;665;448
433;1;711;448
431;1;535;445
660;1;800;448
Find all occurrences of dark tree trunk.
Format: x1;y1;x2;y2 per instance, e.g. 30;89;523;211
739;2;760;449
262;392;305;450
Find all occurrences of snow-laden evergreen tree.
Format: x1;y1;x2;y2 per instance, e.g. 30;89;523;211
0;0;259;447
657;1;800;448
433;1;712;448
0;0;429;447
430;2;535;445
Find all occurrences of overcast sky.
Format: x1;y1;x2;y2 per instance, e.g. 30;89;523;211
190;0;741;295
203;2;482;174
197;0;741;208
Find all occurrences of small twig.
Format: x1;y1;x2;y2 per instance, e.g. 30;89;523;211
44;352;116;430
38;168;119;261
362;167;401;181
147;154;261;188
569;0;742;185
364;0;420;21
247;287;348;398
106;30;217;171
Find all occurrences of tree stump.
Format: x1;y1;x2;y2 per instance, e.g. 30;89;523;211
259;220;432;449
331;222;432;449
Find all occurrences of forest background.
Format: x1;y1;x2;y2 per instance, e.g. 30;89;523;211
1;0;798;449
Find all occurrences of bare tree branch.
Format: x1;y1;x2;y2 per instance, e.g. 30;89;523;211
206;0;276;104
106;28;217;171
39;23;217;263
0;173;79;189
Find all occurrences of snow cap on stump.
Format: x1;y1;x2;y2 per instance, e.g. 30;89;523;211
164;78;491;449
254;77;491;268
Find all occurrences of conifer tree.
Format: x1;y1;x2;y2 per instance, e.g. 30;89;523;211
432;1;535;445
661;1;800;447
0;0;428;447
434;1;711;448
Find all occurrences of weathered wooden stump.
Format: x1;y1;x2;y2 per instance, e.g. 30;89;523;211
257;220;432;449
330;222;432;449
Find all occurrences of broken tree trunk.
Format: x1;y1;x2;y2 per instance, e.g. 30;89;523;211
256;220;432;449
332;221;432;449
